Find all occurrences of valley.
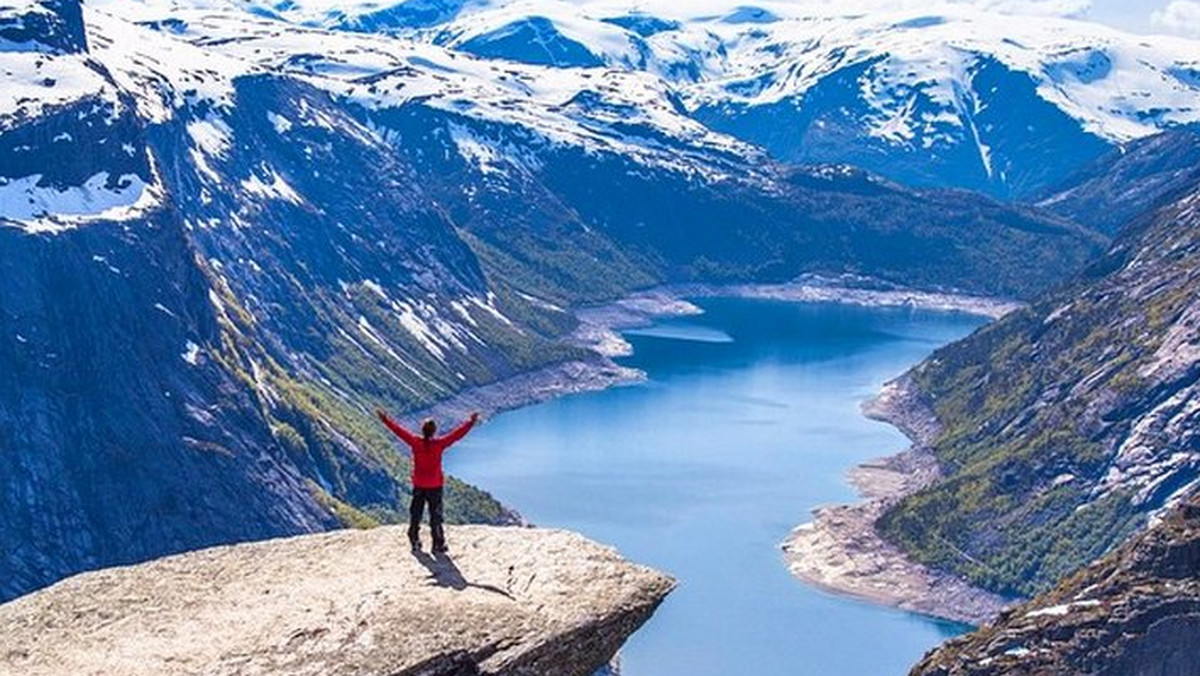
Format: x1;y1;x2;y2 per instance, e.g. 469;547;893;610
0;0;1106;602
3;1;1199;674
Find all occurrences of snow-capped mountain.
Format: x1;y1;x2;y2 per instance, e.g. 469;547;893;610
0;0;548;600
0;0;1105;600
208;0;1200;200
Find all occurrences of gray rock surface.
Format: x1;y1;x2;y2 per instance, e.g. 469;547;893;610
0;525;674;676
910;496;1200;676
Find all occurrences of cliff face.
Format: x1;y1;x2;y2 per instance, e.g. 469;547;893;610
0;525;674;676
911;495;1200;676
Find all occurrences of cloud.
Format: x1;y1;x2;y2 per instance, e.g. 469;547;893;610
1151;0;1200;37
977;0;1092;18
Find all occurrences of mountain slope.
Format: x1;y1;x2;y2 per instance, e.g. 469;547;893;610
235;0;1200;200
1039;127;1200;235
123;5;1105;299
1;0;1105;602
911;495;1200;676
0;1;541;601
878;177;1200;597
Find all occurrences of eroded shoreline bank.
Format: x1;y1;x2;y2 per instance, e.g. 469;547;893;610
423;277;1021;423
422;278;1022;623
781;376;1016;625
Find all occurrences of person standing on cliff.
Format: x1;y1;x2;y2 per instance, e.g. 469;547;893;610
376;409;480;554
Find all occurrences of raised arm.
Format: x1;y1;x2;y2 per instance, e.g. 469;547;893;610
377;409;419;446
439;412;480;448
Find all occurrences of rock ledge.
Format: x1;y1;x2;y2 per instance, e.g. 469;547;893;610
0;525;674;676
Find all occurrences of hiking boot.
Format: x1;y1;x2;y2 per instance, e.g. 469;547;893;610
409;536;422;552
432;542;448;554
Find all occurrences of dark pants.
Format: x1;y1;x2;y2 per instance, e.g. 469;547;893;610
409;487;445;548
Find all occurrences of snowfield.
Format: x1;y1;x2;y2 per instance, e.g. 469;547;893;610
5;0;1200;226
152;0;1200;144
0;171;154;231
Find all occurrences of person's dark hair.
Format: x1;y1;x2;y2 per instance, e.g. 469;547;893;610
421;418;437;439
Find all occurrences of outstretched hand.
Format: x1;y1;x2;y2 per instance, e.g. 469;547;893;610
375;408;388;422
469;411;481;424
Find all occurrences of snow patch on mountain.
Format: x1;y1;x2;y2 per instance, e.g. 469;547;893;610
389;299;477;361
0;170;159;233
239;167;303;205
267;110;292;133
449;122;506;175
0;50;111;120
187;116;232;156
182;340;202;365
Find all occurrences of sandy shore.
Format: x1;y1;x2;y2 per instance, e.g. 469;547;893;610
670;275;1024;319
781;376;1016;625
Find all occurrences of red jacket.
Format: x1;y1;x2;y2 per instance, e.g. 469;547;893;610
379;413;476;489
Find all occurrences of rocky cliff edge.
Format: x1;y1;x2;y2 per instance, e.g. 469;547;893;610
0;525;674;676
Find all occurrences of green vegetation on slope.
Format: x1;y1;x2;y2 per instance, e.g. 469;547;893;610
879;186;1200;597
910;495;1200;676
205;265;518;527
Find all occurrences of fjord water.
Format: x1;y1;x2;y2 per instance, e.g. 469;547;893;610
451;298;984;675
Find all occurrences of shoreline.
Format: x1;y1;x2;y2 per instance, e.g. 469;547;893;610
780;376;1016;625
666;276;1023;320
422;278;1021;622
421;277;1021;424
416;288;711;423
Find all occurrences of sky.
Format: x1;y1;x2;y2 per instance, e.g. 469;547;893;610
610;1;1200;37
1072;0;1200;36
873;0;1200;36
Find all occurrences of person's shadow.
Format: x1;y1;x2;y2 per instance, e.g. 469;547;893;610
412;549;515;600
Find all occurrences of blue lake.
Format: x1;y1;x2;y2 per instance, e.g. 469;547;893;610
451;297;985;676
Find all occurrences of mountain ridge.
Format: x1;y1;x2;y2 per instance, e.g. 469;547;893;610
188;0;1200;199
1038;126;1200;235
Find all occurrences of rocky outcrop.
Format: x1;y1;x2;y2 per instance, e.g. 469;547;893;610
0;525;674;676
910;495;1200;676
